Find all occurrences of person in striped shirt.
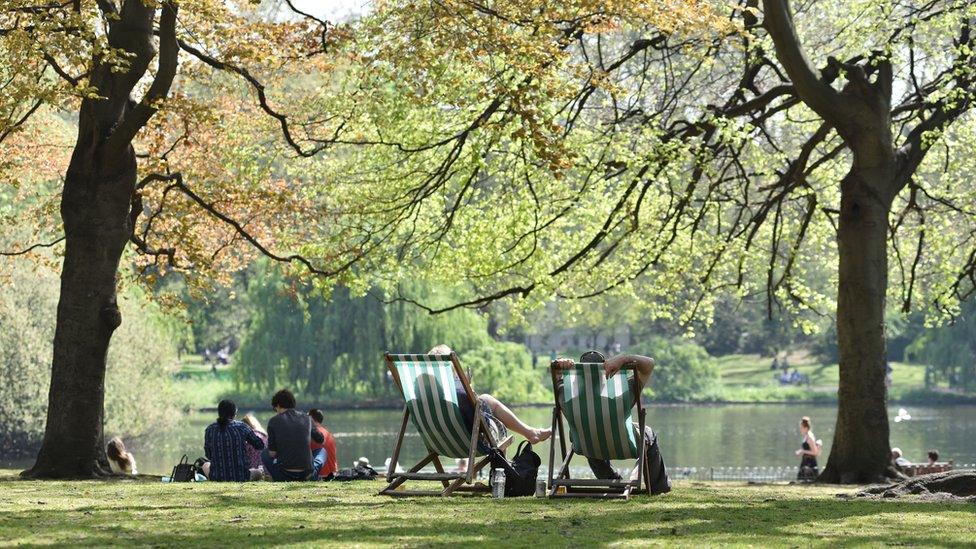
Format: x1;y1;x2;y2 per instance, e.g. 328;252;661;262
204;400;265;482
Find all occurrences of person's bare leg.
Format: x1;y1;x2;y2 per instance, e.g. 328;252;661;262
479;394;551;444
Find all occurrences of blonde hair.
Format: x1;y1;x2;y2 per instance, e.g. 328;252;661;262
428;344;453;355
241;413;264;433
800;416;811;429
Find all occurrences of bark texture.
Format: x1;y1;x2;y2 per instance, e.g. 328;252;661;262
819;167;894;483
23;0;178;479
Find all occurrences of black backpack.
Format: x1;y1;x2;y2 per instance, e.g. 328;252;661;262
170;455;196;482
490;441;541;497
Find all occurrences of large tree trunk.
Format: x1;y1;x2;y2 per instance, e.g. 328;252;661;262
19;0;170;479
819;166;894;484
22;150;138;479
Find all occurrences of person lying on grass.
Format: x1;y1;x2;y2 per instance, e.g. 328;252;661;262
428;344;552;445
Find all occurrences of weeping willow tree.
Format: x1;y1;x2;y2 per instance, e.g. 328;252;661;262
235;264;543;401
908;300;976;392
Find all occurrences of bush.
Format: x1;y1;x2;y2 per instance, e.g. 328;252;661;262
462;341;548;403
628;336;721;402
0;260;181;456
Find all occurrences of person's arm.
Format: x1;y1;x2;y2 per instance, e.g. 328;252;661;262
310;422;325;444
550;358;574;381
806;433;820;456
604;354;654;385
267;422;277;458
244;425;265;450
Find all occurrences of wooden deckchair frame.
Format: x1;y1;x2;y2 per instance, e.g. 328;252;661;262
379;352;513;497
547;362;649;500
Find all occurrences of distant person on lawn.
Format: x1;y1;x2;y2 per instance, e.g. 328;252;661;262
204;400;265;482
551;350;672;495
261;389;325;481
309;409;338;479
240;413;269;471
428;345;551;444
106;437;138;475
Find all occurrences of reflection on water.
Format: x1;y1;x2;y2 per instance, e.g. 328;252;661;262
5;404;976;476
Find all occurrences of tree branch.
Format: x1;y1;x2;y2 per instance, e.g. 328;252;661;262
105;0;178;153
0;236;66;256
761;0;846;126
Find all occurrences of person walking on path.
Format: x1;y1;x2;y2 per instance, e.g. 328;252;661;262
795;416;820;480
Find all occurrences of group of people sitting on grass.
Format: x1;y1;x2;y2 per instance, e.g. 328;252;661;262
200;390;338;482
107;345;674;492
105;390;339;482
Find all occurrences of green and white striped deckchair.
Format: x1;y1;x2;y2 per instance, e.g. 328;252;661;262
380;352;513;497
548;361;649;499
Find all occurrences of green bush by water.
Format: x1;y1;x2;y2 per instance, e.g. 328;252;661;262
0;259;180;456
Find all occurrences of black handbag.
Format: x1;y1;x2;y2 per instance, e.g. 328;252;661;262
170;454;196;482
490;441;541;497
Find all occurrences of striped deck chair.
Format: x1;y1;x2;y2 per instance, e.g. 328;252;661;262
380;352;513;497
547;361;648;499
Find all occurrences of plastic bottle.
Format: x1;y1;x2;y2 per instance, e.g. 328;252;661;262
491;469;506;498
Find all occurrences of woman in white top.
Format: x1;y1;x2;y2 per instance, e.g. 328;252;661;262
107;437;138;475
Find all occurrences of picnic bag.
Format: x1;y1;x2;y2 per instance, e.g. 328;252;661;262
490;441;541;497
170;454;196;482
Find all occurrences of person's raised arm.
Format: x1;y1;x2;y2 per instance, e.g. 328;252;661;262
605;354;655;385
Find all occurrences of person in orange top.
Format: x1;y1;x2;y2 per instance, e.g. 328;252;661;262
308;408;338;479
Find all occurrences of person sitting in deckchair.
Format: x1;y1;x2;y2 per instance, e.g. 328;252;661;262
552;350;671;495
428;345;551;445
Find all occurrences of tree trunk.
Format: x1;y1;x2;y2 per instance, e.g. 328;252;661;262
22;150;137;479
819;166;894;484
18;0;173;479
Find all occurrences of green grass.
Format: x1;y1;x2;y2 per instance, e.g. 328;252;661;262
710;353;961;403
172;357;255;410
1;473;973;547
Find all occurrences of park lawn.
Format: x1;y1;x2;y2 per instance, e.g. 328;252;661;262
0;473;974;548
713;354;933;402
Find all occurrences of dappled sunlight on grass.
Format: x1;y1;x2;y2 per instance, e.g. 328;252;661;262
1;473;973;547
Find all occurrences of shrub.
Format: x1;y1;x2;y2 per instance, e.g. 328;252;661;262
628;336;721;402
0;260;180;456
462;341;548;403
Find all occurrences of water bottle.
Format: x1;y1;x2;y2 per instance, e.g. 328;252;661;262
491;469;506;498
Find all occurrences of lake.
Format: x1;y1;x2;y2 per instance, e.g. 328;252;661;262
4;404;975;476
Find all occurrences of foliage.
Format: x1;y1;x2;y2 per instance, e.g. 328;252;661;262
629;337;720;402
461;341;548;403
906;300;976;391
0;257;181;456
235;263;546;402
3;477;976;547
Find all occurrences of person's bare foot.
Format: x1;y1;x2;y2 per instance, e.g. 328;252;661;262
527;428;552;444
